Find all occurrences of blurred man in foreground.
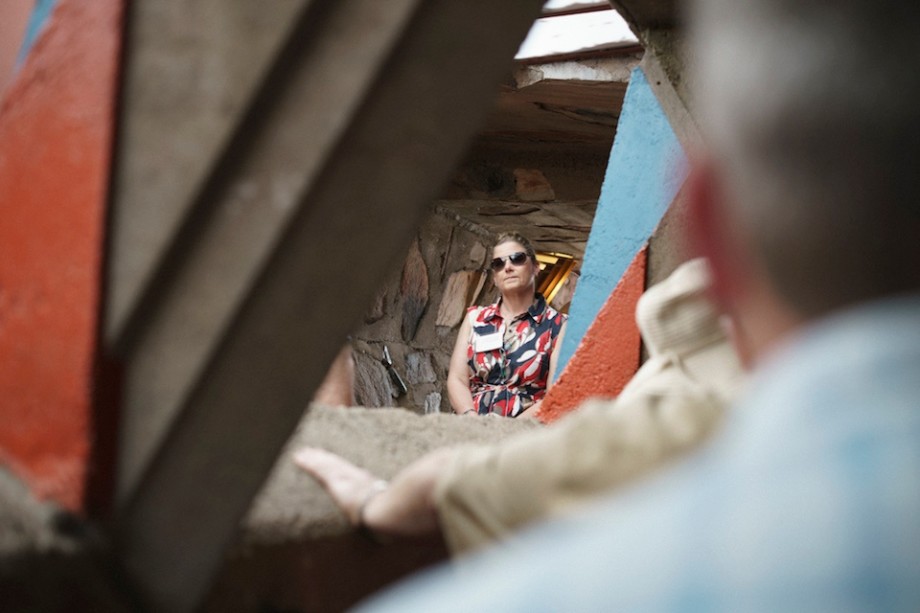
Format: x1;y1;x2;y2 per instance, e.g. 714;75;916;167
356;0;920;609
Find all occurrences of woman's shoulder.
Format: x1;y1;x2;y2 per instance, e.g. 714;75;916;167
548;310;568;333
467;302;499;323
540;301;568;325
465;305;483;321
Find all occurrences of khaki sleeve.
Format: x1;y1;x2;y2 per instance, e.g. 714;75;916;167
434;368;729;555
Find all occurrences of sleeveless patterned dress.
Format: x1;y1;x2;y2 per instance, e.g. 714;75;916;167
466;293;567;417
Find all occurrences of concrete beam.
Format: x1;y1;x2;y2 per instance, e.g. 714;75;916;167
639;48;700;153
106;0;308;344
640;48;701;287
554;67;687;374
111;0;426;504
608;0;680;31
111;0;544;610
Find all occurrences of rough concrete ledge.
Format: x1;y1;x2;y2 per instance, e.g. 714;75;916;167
202;406;540;611
242;405;541;545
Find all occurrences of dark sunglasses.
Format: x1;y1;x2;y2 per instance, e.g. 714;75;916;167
490;251;529;272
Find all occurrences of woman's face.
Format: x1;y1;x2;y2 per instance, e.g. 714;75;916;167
491;241;536;294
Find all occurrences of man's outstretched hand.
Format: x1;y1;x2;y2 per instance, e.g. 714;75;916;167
293;446;455;538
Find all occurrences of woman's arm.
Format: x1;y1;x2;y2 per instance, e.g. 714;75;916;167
517;320;568;419
447;313;477;415
547;320;567;389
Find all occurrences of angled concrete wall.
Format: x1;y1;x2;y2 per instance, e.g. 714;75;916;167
543;63;690;420
557;66;687;375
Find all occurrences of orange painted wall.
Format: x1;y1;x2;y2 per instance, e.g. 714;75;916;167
0;0;122;510
539;246;646;423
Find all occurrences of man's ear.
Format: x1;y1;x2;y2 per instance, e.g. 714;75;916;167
686;158;758;365
685;157;745;312
687;158;803;363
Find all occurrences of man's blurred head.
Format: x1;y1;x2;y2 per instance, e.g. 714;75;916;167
688;0;920;324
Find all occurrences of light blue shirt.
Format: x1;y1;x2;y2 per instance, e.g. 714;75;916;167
358;295;920;612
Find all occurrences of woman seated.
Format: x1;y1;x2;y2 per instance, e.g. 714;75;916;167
447;232;568;418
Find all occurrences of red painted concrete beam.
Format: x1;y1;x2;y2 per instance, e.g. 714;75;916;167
0;0;122;511
540;246;647;423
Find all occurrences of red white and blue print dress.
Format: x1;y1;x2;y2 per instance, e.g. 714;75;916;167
466;293;567;417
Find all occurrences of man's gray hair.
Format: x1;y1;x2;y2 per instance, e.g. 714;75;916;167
690;0;920;316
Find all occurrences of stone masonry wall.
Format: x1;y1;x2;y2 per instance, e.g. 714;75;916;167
350;209;497;414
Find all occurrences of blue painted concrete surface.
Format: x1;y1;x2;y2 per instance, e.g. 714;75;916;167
556;67;687;373
16;0;59;66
